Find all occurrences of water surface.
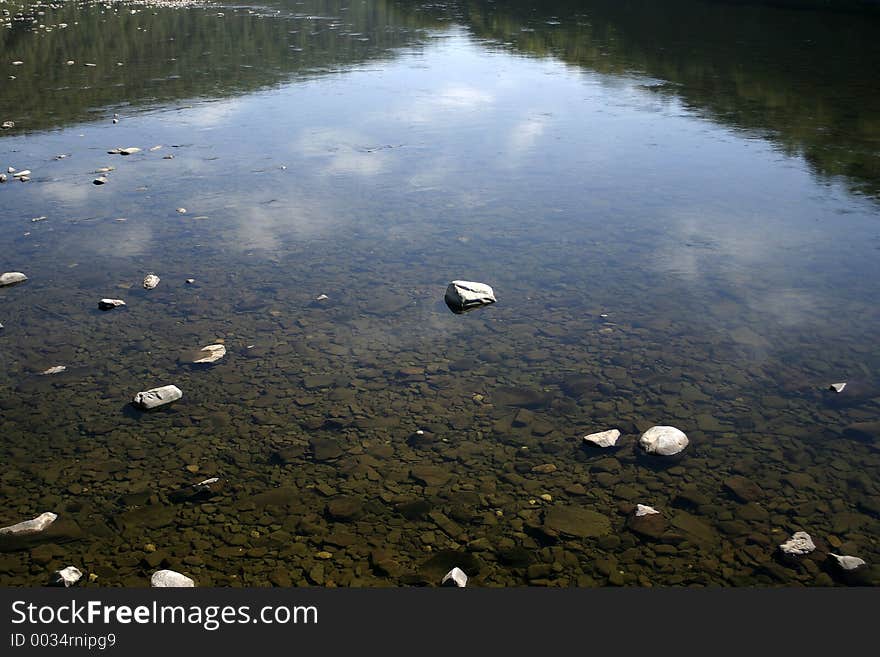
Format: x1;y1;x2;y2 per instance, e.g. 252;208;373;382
1;0;879;587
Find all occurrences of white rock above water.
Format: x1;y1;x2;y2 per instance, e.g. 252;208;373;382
583;429;621;448
0;272;28;287
40;365;67;375
639;426;689;456
98;298;126;310
635;504;660;517
0;512;58;536
779;531;815;556
143;274;160;289
829;553;866;571
829;382;847;393
441;567;468;587
52;566;83;587
444;280;496;313
133;385;182;410
150;569;195;588
193;344;226;364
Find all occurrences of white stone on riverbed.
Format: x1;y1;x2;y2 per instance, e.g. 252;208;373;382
639;426;689;456
143;273;160;289
0;272;28;287
99;298;126;310
133;385;182;410
829;553;865;571
441;567;468;587
52;566;83;587
583;429;621;448
829;382;846;393
444;280;496;313
150;570;195;587
40;365;67;375
635;504;660;517
193;344;226;364
0;512;58;536
779;531;815;556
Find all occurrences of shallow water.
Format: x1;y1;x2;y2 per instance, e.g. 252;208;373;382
1;0;878;587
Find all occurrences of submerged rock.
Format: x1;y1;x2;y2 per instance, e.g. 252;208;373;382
543;506;611;538
192;344;226;364
133;385;182;410
0;512;58;536
169;477;222;504
441;567;468;587
778;531;815;557
583;429;621;448
828;553;866;572
150;569;195;587
98;298;126;310
639;426;689;456
444;280;496;313
51;566;82;587
627;504;670;541
0;272;28;287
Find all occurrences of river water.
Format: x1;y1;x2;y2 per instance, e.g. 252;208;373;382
1;0;878;587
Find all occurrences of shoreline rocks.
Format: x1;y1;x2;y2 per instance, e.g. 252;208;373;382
444;280;496;313
133;385;182;410
0;272;28;287
639;426;689;456
0;512;58;536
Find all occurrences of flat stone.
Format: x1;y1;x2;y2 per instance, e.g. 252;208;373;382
543;506;611;538
444;280;496;313
40;366;67;376
583;429;621;448
133;385;182;410
723;476;764;503
0;512;57;536
98;298;126;310
310;437;343;461
531;463;557;474
192;344;226;364
411;465;452;487
150;569;195;587
639;426;689;456
326;497;363;521
0;272;27;287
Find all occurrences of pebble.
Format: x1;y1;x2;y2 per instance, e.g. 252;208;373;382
143;273;160;289
186;278;195;284
441;567;468;587
635;504;660;516
176;207;187;214
639;426;689;456
583;428;621;448
828;553;866;571
133;384;183;410
98;298;126;310
51;566;82;588
829;382;846;393
444;280;496;313
0;512;58;536
150;570;195;587
193;344;226;364
0;272;28;287
0;174;6;183
778;531;815;556
93;176;107;185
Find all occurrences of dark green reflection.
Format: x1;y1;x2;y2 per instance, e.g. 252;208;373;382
0;0;444;132
442;0;880;198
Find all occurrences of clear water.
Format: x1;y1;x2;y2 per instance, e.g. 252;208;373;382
0;0;878;587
